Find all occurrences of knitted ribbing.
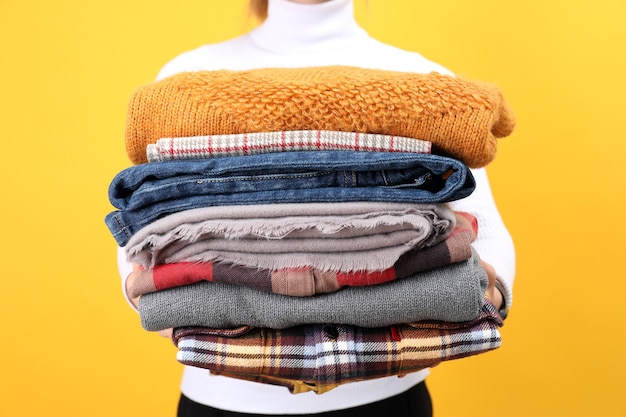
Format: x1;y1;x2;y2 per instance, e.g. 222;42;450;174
125;66;515;167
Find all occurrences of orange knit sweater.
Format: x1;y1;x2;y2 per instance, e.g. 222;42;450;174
125;66;515;167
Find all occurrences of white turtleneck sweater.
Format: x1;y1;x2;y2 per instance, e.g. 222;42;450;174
117;0;516;413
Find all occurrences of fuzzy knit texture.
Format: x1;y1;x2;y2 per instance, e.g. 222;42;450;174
125;66;515;167
138;249;488;331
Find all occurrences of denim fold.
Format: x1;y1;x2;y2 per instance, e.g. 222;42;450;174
105;151;474;246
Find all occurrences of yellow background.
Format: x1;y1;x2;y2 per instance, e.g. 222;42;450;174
1;1;625;416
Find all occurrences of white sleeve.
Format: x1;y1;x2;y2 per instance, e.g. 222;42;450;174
155;47;206;81
449;167;516;307
117;246;139;312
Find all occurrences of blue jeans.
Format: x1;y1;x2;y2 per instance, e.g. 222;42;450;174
105;151;474;246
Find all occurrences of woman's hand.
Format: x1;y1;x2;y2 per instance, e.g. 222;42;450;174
125;263;142;308
479;258;503;310
126;264;173;338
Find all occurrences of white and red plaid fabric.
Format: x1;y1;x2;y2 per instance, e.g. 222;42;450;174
146;130;432;162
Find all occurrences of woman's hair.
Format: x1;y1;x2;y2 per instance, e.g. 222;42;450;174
249;0;268;21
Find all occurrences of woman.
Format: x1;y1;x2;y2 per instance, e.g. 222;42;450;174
118;0;516;415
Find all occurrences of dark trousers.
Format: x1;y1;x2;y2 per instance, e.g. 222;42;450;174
177;381;433;417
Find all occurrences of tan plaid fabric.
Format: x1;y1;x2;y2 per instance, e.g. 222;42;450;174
173;300;503;394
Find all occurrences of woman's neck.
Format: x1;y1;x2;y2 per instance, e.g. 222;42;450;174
249;0;366;54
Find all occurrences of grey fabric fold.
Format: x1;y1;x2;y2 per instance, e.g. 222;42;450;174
138;249;487;331
125;202;455;272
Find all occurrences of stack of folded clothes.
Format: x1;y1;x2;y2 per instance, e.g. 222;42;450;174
105;66;515;394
